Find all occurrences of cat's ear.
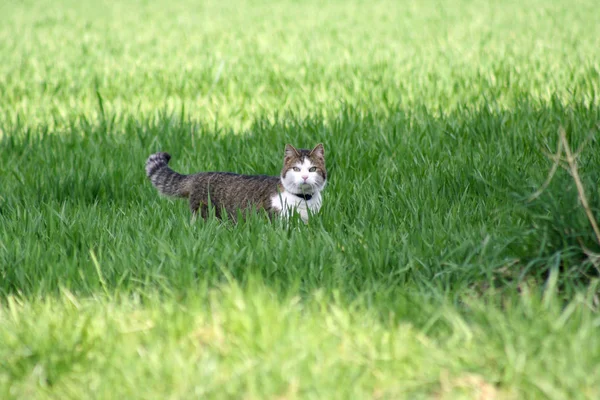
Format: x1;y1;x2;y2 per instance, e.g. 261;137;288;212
310;143;325;158
284;144;300;158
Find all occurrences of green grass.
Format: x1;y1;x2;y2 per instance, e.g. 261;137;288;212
1;0;600;398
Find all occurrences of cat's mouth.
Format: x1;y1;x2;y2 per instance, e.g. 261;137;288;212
299;182;313;192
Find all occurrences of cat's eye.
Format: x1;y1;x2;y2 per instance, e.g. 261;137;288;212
293;167;301;172
309;167;317;172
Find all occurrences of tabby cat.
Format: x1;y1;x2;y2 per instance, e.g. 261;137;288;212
145;144;327;222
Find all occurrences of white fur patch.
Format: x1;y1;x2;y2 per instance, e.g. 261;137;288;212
270;190;322;223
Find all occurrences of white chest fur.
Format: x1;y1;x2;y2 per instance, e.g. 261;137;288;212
270;191;322;223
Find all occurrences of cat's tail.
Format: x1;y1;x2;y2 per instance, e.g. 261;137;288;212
146;152;191;198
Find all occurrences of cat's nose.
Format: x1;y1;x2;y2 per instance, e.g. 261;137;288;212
302;175;308;181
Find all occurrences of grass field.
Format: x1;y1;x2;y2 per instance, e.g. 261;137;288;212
2;0;600;398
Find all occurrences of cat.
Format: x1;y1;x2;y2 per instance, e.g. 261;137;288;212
145;144;327;223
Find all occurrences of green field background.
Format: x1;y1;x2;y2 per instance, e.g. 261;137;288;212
1;0;600;398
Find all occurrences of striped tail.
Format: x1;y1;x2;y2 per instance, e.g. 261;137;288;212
145;152;190;197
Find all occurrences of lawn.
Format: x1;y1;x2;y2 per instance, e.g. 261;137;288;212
1;0;600;398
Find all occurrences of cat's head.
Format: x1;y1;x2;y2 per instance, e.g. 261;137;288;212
280;143;327;194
